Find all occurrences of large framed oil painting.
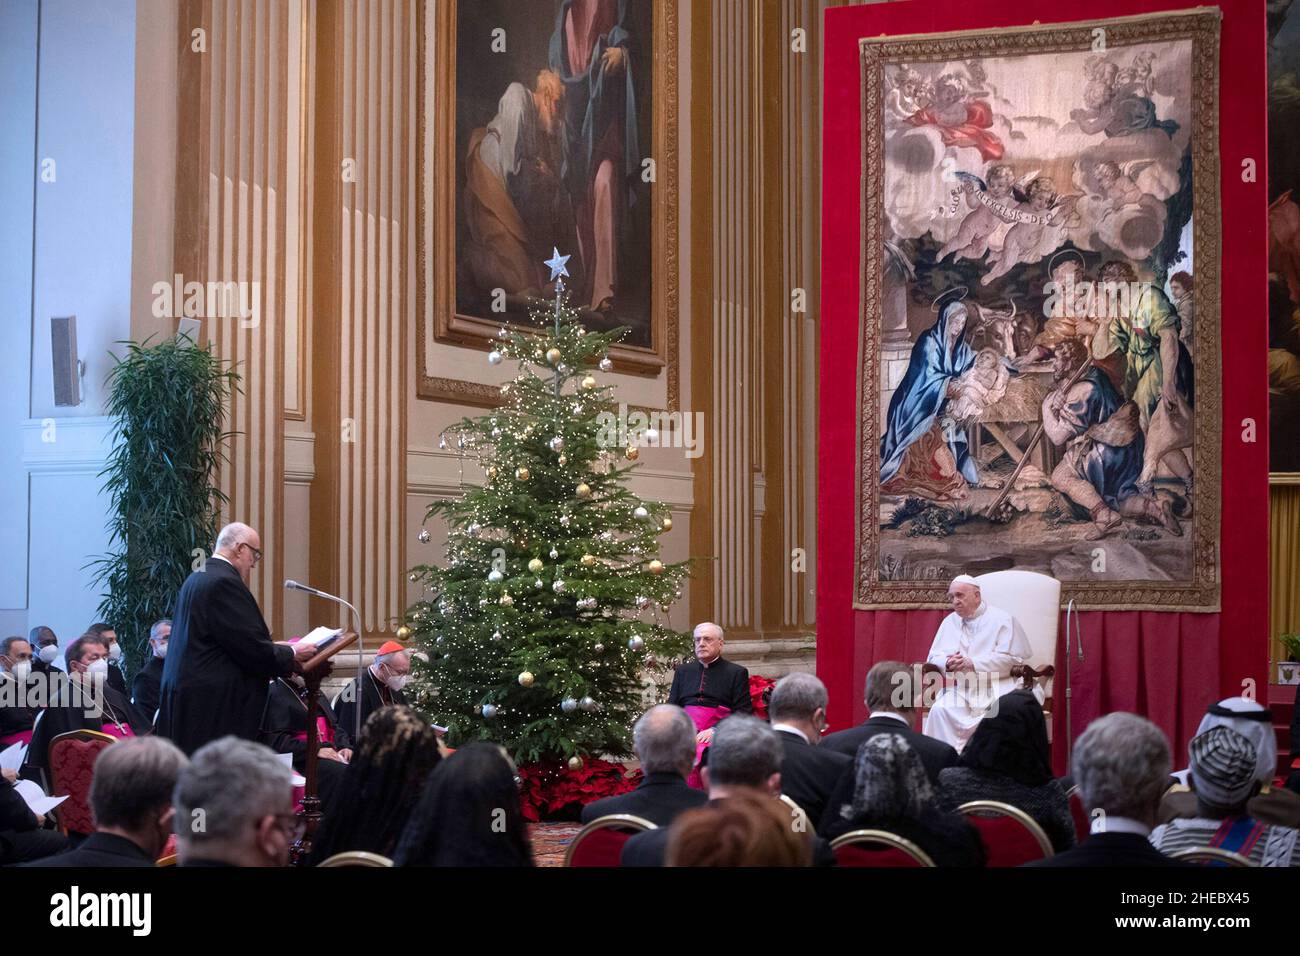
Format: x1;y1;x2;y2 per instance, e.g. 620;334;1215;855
418;0;678;406
1270;0;1300;481
854;9;1221;610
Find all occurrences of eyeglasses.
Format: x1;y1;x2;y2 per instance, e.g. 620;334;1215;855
240;542;264;564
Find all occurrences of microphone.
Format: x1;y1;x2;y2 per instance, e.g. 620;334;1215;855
284;579;366;745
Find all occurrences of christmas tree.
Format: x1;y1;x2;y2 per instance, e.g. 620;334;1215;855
404;250;693;768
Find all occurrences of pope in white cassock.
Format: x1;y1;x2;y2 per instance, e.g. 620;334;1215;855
922;574;1034;752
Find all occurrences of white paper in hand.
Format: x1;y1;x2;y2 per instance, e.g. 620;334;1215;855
300;626;343;647
14;779;67;816
275;751;307;787
0;741;26;773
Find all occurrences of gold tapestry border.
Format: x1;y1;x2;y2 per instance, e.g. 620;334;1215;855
852;8;1223;612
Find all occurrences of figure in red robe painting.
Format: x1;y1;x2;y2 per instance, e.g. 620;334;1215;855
907;73;1004;163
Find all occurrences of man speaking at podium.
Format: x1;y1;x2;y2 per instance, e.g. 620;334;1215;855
158;523;316;754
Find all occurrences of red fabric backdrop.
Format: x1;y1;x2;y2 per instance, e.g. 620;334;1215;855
818;0;1269;774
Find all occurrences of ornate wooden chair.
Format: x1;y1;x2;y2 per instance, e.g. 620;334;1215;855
47;729;118;836
958;799;1054;866
1171;846;1254;867
829;829;936;867
316;851;395;867
563;813;656;867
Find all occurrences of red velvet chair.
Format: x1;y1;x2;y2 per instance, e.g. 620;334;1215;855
829;829;936;867
47;729;118;836
958;800;1054;866
564;814;656;867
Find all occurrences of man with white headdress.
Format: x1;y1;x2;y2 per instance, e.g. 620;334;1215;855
922;574;1033;752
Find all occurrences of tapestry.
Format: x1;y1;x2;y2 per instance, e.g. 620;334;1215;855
1269;0;1300;479
854;10;1221;610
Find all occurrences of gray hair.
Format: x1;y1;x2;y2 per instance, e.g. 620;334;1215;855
865;660;913;713
174;737;292;844
1;636;29;657
1071;712;1171;821
708;715;783;788
633;705;697;775
768;672;828;723
91;737;189;830
214;522;254;552
150;619;172;640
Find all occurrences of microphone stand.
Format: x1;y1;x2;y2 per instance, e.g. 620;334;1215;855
1064;599;1084;765
285;581;365;748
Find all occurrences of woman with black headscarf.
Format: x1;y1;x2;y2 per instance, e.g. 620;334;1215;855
392;742;534;867
824;733;985;866
308;706;443;864
937;689;1075;852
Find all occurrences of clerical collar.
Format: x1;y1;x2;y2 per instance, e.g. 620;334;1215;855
698;656;720;668
1090;815;1151;837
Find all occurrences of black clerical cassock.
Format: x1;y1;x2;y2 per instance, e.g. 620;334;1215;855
334;667;408;739
667;657;753;715
260;677;351;812
131;656;165;724
23;680;148;785
0;674;40;747
157;557;296;755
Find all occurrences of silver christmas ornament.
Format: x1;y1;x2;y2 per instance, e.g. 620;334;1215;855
481;704;498;719
561;697;578;714
579;696;596;712
487;350;502;365
438;437;447;450
628;635;645;651
636;595;651;610
535;578;544;588
492;630;502;641
577;597;597;610
599;357;613;372
593;643;605;653
634;506;649;519
487;569;503;583
467;523;482;537
560;515;571;527
550;548;559;559
497;327;509;339
552;579;567;593
549;436;565;452
418;529;431;543
557;363;570;376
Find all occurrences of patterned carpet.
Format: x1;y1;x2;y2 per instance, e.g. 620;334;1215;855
530;822;583;867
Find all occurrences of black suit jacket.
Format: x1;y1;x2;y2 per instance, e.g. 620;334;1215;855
131;656;166;723
107;663;128;698
157;558;295;755
580;772;708;826
821;715;959;784
1024;832;1188;867
620;797;837;867
667;657;752;714
774;729;852;832
0;674;40;740
334;668;408;742
22;831;156;868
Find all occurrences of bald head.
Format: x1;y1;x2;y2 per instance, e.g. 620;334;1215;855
692;622;724;665
215;522;262;584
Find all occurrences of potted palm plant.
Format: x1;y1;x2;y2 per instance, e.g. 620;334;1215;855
1277;634;1300;686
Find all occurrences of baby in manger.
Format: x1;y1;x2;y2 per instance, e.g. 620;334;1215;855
948;349;1010;422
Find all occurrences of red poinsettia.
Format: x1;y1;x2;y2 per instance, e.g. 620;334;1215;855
515;758;643;823
749;674;777;720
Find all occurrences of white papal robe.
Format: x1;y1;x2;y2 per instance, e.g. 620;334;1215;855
922;602;1033;752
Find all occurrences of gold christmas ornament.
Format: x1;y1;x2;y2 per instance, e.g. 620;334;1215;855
625;446;639;461
486;466;498;479
576;482;592;499
546;347;563;365
648;559;664;575
517;671;535;687
581;375;597;390
568;756;583;771
558;455;567;465
395;625;411;641
661;517;673;531
515;467;530;481
581;553;597;567
528;558;544;573
499;593;514;606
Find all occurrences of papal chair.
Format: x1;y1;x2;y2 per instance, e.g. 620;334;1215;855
958;799;1054;866
47;729;118;837
563;813;656;867
973;570;1060;740
317;850;395;867
1171;846;1254;867
830;829;936;867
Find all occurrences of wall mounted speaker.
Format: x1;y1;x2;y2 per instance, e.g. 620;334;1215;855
50;315;82;407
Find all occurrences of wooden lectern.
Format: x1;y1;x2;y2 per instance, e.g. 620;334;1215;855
290;630;358;866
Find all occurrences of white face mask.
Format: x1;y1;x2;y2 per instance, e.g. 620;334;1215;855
86;659;110;679
386;674;410;692
108;643;122;662
38;645;59;663
10;660;31;682
154;643;167;660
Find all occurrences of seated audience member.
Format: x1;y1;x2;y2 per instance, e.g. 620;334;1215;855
174;736;297;867
131;620;171;723
1150;726;1300;866
668;623;751;786
334;642;411;738
23;634;149;785
25;736;188;867
766;672;851;830
308;706;442;864
84;623;128;697
1027;712;1184;867
260;670;352;812
1290;682;1300;796
0;770;68;865
821;660;959;782
824;733;985;867
937;689;1074;853
581;704;707;825
393;742;533;867
1163;696;1300;828
0;636;40;747
29;626;61;675
667;790;812;867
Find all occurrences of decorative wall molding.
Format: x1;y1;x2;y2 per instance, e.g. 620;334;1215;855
284;430;316;484
20;417;115;474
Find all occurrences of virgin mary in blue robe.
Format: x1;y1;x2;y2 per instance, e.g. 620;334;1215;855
879;301;979;490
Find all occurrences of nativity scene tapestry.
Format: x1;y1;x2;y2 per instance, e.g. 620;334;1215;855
854;10;1221;611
